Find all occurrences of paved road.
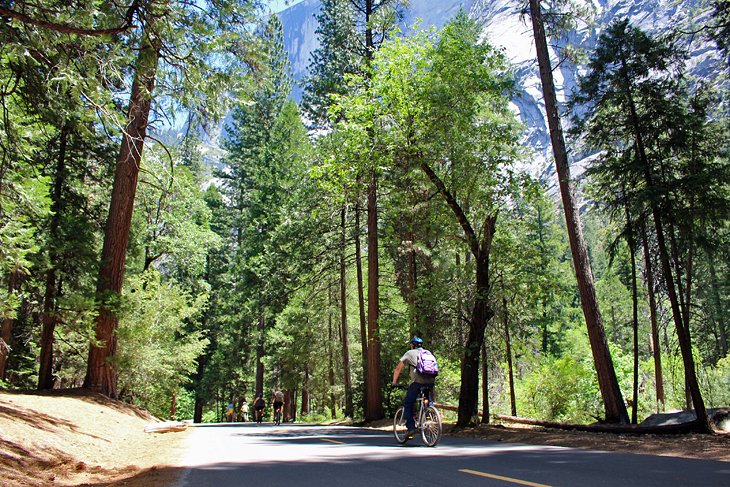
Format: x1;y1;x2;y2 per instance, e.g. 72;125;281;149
174;423;729;486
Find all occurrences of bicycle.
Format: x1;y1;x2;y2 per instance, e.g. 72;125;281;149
392;385;442;447
273;407;282;426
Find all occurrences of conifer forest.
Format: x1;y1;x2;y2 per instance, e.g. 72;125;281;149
0;0;728;431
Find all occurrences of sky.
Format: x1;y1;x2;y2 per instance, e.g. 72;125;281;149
267;0;304;13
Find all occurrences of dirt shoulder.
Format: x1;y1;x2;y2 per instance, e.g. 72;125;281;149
0;389;188;486
367;419;730;462
448;423;730;461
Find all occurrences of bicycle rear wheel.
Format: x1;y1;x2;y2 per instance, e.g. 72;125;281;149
393;407;408;444
420;406;442;447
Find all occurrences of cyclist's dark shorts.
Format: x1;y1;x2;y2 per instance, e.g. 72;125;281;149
273;401;283;409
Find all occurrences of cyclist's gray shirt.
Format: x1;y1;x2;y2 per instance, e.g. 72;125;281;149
400;349;436;384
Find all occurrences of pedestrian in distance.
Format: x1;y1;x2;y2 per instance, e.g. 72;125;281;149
225;401;235;423
241;399;249;422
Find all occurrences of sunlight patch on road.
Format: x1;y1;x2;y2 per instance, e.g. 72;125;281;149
459;469;552;487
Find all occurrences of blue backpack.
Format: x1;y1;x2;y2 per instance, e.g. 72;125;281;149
416;348;439;376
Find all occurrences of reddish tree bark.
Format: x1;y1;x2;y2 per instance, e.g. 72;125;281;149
0;271;22;379
340;205;354;418
354;201;368;410
528;0;629;424
365;175;383;420
84;15;161;397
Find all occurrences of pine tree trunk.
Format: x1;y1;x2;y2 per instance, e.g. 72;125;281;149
365;175;382;420
707;250;728;357
407;235;417;333
629;225;639;424
0;271;22;380
622;67;710;431
328;305;337;419
340;205;354;418
255;309;265;396
84;13;161;397
622;186;639;424
38;123;69;390
480;338;489;424
194;395;204;423
528;0;629;424
355;200;368;411
301;366;310;416
169;391;177;420
504;297;517;417
362;0;384;423
640;218;665;410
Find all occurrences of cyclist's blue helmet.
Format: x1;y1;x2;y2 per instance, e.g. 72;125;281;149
410;336;424;347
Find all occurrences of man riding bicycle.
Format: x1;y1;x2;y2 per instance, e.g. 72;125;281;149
391;337;436;439
272;388;284;424
253;394;266;424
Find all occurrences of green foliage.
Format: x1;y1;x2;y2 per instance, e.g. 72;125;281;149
702;355;730;408
116;270;209;419
517;355;600;423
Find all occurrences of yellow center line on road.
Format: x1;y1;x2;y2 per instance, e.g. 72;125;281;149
321;438;346;445
459;469;552;487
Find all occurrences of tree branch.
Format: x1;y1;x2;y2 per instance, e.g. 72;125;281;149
0;1;140;36
419;160;479;257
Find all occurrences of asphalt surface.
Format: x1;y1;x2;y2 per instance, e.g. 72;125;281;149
174;423;730;486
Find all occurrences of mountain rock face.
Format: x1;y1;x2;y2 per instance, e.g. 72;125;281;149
277;0;720;178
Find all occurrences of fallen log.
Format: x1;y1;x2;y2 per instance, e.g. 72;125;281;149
144;421;188;433
492;414;708;435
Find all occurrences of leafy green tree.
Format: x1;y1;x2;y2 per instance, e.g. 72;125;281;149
335;12;523;426
116;269;209;419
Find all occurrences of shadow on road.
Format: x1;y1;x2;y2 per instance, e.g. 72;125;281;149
90;425;730;487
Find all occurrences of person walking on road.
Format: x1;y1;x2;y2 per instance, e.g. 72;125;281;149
240;399;249;422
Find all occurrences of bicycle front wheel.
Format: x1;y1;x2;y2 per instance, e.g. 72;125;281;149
393;407;408;444
421;406;442;447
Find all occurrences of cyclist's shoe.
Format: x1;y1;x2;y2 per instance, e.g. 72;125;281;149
405;428;417;439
